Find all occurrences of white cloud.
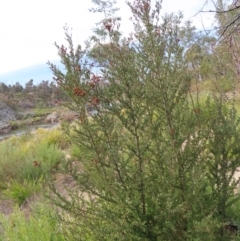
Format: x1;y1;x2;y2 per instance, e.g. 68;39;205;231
161;0;216;30
0;0;216;74
0;0;97;73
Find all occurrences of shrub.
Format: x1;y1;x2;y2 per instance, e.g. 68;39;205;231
48;0;240;240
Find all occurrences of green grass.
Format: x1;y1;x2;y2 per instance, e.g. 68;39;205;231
1;177;43;206
0;128;65;184
0;202;66;241
32;107;55;117
0;127;71;239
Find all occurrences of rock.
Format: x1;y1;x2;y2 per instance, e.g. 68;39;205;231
45;110;79;124
45;112;59;123
0;122;11;134
0;101;16;122
59;111;78;122
65;154;71;161
85;104;98;116
18;100;35;109
0;101;16;134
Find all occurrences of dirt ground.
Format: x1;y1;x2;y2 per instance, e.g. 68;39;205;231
0;199;14;216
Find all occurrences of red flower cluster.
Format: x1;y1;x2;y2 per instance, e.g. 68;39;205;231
89;74;101;88
104;18;112;32
73;87;86;97
59;45;67;55
34;161;41;167
170;128;175;135
53;76;63;86
193;108;200;114
79;116;85;123
91;97;100;106
143;2;149;11
89;82;95;88
75;65;81;72
93;159;99;164
92;74;101;83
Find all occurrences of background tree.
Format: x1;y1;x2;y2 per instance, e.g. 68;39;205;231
212;0;240;37
201;0;240;83
0;82;9;93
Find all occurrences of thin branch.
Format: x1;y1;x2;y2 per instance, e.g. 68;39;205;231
201;6;240;13
192;0;209;17
218;13;240;41
199;1;240;41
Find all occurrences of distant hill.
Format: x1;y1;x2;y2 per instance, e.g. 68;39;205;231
0;61;64;86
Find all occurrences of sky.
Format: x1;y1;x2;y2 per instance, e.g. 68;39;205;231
0;0;215;85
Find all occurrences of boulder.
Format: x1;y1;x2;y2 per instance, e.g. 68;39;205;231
0;101;16;134
59;111;78;122
0;122;11;134
45;110;79;124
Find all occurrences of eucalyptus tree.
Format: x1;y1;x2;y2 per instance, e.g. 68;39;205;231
210;0;240;80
